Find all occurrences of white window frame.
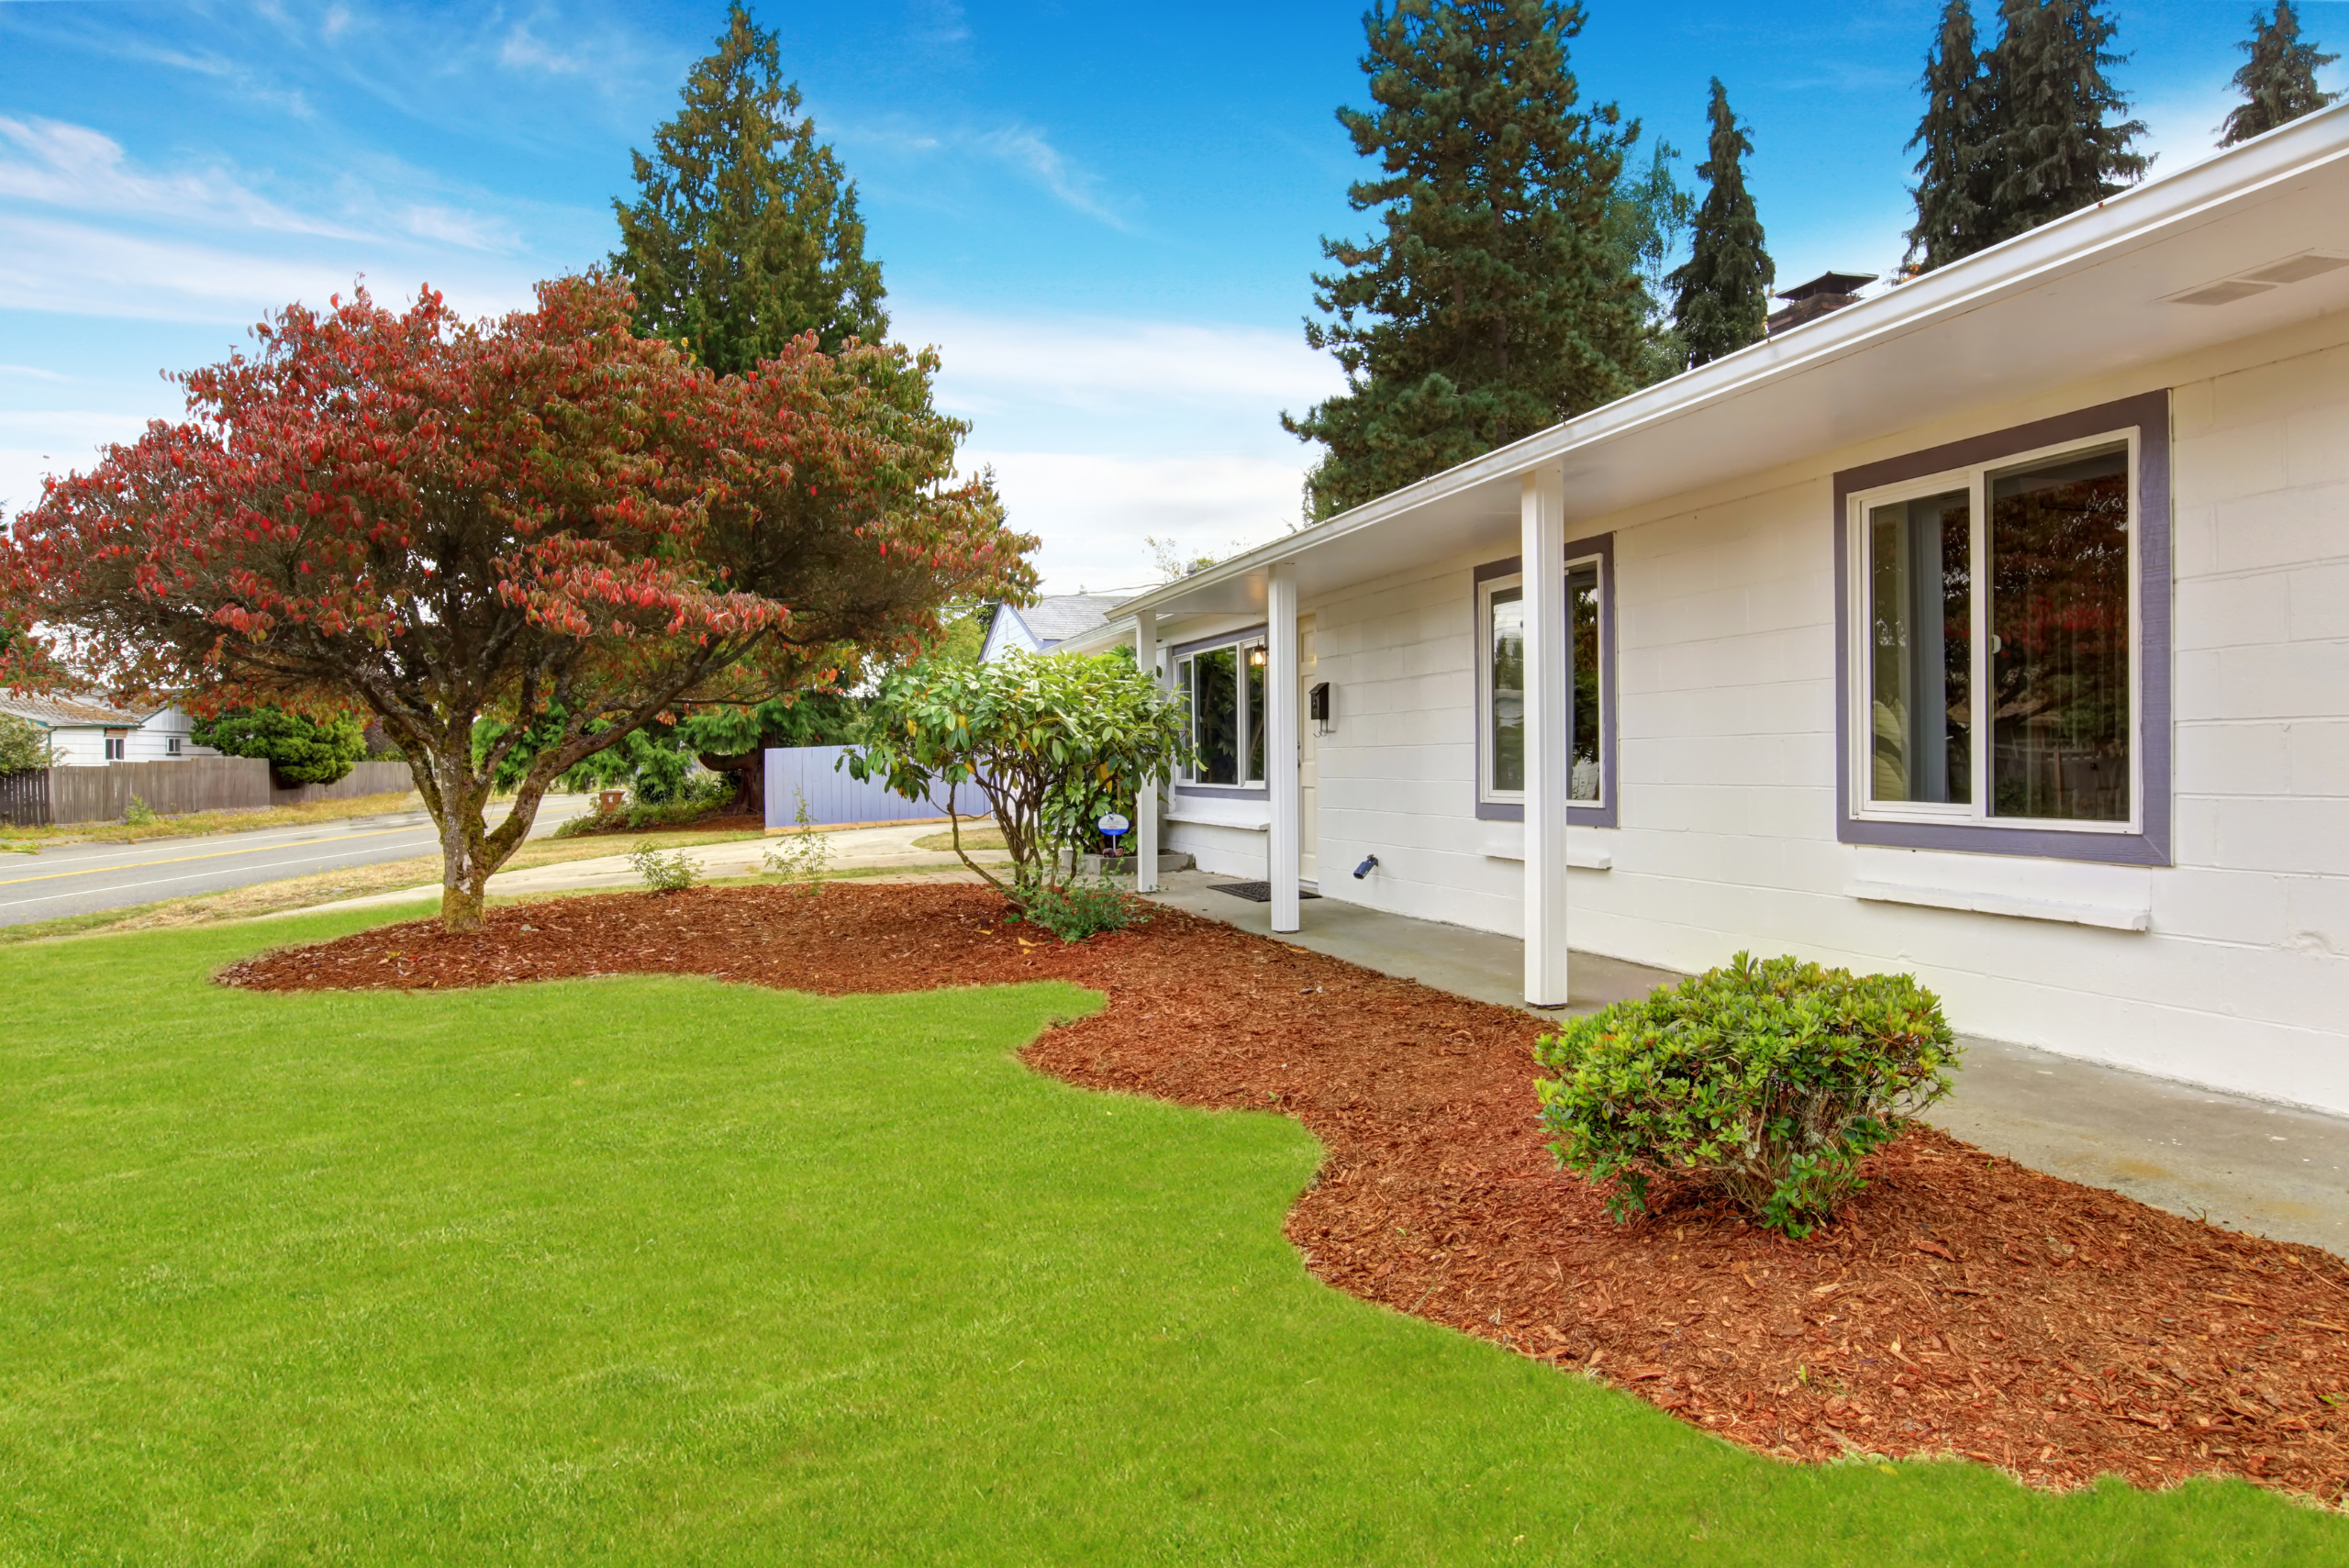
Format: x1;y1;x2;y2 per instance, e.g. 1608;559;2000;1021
1476;550;1609;811
1842;426;2143;839
1174;633;1267;790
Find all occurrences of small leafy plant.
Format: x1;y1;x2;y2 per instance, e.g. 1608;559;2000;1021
122;795;159;827
552;773;734;839
760;790;831;893
1533;952;1959;1237
1011;878;1145;943
629;842;699;894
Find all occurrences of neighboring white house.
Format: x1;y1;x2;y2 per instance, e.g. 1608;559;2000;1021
1063;105;2349;1117
979;595;1131;662
0;695;217;766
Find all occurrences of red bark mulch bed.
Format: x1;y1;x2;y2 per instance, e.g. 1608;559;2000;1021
224;882;2349;1502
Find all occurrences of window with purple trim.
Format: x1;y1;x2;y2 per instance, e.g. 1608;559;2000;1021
1174;636;1267;788
1848;431;2140;834
1476;551;1606;810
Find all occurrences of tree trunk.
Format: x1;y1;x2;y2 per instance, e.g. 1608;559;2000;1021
697;751;763;820
426;745;500;935
440;874;488;933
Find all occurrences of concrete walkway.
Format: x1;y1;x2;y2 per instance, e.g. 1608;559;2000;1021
1147;869;2349;1255
268;821;1008;918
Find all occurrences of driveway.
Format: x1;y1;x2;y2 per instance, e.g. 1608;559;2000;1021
0;795;595;927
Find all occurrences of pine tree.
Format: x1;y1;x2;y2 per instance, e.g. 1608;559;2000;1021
1904;0;1995;272
2221;1;2339;147
613;4;887;373
1608;140;1697;384
1981;0;2146;246
1669;80;1772;369
1283;0;1643;518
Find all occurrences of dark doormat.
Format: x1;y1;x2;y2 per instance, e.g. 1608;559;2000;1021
1208;882;1323;903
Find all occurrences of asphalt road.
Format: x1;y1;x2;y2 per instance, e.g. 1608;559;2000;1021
0;795;594;928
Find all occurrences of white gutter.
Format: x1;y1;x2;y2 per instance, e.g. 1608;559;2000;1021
1117;99;2349;622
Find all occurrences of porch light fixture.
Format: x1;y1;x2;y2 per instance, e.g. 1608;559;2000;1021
1248;645;1267;668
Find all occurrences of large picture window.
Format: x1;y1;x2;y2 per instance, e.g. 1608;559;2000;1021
1174;632;1268;791
1475;536;1615;826
1834;392;2170;866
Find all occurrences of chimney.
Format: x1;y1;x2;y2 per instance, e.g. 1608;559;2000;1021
1766;271;1877;336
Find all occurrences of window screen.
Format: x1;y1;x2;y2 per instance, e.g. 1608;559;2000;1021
1989;446;2131;822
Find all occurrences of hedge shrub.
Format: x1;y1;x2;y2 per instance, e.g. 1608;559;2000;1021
192;706;368;786
1532;952;1959;1237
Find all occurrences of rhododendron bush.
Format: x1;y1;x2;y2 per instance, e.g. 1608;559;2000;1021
0;275;1035;929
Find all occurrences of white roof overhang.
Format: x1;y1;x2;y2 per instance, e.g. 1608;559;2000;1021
1099;102;2349;640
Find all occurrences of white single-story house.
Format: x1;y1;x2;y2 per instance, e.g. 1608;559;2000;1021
1063;104;2349;1117
0;695;215;766
980;594;1131;662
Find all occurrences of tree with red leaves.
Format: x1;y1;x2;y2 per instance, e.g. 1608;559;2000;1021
2;274;1035;929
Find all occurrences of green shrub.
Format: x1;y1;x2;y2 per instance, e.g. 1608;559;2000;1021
0;712;50;774
1010;878;1145;943
121;795;159;827
192;706;367;786
1532;952;1960;1238
628;843;698;894
551;774;733;839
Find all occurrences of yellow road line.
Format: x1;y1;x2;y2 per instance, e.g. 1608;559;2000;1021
0;827;428;887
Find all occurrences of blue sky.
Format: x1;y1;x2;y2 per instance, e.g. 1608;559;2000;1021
1;0;2339;592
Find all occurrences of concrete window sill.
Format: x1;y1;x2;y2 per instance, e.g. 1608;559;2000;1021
1847;880;2151;931
1166;801;1272;832
1478;823;1612;870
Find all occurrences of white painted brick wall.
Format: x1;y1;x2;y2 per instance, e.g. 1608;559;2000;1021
1278;325;2349;1114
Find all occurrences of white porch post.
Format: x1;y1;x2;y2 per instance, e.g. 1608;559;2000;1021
1267;562;1301;933
1521;465;1572;1007
1134;608;1160;893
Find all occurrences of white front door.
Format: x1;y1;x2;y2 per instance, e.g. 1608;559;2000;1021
1298;615;1319;884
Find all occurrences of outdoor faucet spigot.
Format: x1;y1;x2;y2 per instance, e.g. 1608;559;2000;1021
1353;854;1379;879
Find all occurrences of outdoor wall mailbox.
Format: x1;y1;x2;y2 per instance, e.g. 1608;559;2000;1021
1309;681;1331;733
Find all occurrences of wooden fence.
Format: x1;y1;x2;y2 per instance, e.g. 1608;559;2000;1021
763;746;963;830
36;758;417;826
0;769;49;828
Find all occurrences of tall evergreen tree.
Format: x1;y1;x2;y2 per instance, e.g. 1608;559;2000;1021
2221;2;2339;147
1669;80;1772;369
1904;0;1995;272
1284;0;1643;518
613;4;887;373
1608;140;1698;384
1981;0;2146;245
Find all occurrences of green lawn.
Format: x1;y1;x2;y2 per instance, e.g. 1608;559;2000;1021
0;916;2337;1564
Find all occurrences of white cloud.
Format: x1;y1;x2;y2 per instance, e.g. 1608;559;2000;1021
964;449;1308;595
899;305;1343;417
0;209;541;326
0;116;363;238
972;123;1128;228
0;409;158;518
498;18;585;77
399;203;521;252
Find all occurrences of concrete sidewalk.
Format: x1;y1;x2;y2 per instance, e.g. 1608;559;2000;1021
1146;869;2349;1255
268;821;1008;918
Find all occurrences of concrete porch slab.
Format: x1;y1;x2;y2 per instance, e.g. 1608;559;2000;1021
1144;869;2349;1254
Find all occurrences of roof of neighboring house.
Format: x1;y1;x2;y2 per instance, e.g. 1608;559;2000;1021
0;693;157;728
989;595;1131;656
